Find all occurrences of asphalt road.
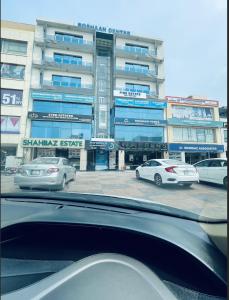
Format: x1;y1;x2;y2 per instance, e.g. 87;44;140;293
1;171;227;219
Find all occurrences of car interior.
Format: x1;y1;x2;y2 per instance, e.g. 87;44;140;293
1;219;227;299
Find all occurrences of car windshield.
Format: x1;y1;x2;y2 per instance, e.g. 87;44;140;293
1;1;227;223
31;158;60;165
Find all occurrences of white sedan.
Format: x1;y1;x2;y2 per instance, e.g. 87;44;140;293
136;159;199;187
194;158;227;188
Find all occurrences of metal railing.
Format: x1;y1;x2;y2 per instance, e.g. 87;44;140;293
44;56;92;67
45;34;93;46
42;80;93;89
116;66;157;77
116;46;157;57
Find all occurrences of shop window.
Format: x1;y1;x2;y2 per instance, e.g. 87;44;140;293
172;105;214;121
1;63;25;80
54;53;82;65
1;39;27;55
1;116;20;133
55;32;83;44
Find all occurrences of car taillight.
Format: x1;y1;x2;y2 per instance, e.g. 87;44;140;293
165;166;176;173
47;167;59;174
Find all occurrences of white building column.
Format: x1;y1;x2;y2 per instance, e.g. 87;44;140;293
181;151;186;162
16;144;23;158
80;149;87;171
118;150;125;170
23;148;32;163
162;151;169;159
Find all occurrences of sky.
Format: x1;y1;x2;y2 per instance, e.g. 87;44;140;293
2;0;227;105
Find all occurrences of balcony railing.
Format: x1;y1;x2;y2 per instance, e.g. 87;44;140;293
43;80;92;89
35;35;93;52
33;57;93;73
31;80;94;95
116;87;157;97
115;46;163;62
116;66;157;77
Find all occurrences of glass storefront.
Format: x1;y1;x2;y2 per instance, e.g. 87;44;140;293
115;125;164;142
125;151;162;170
34;148;81;169
173;127;215;143
31;121;91;139
115;107;164;119
33;101;92;115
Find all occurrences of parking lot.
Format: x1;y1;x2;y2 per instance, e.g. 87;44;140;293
1;170;226;218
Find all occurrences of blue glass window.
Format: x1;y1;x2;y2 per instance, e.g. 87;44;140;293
115;125;164;142
125;43;148;54
1;63;25;80
55;33;83;45
52;75;81;88
54;53;82;65
125;83;150;94
33;101;92;115
125;63;149;73
31;121;91;139
115;107;163;120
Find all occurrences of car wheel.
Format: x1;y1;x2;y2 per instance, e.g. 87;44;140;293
223;177;227;189
154;174;163;187
71;171;76;182
183;183;193;188
136;170;141;180
58;175;66;191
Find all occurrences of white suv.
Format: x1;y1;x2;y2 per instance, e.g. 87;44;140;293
194;158;227;188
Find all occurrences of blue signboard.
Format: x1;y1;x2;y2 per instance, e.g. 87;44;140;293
1;89;23;105
115;117;167;127
115;98;167;109
31;92;94;103
89;141;118;150
167;118;223;128
168;143;224;153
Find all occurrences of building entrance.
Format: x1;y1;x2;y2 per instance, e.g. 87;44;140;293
56;148;68;158
125;151;162;170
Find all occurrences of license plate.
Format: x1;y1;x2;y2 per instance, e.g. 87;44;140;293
184;170;192;175
31;170;40;175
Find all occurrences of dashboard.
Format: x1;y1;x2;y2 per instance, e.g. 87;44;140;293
1;197;227;300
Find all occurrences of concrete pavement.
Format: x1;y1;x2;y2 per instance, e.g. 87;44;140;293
1;171;227;219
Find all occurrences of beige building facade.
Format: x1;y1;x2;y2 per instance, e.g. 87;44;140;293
1;20;35;168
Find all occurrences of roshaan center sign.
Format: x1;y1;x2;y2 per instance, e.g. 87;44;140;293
22;138;85;148
77;23;130;35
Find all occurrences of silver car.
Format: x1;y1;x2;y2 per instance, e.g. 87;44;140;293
14;157;76;190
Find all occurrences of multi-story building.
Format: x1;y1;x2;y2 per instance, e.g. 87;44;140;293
1;20;35;169
20;19;166;170
219;106;227;158
166;95;224;164
2;19;225;171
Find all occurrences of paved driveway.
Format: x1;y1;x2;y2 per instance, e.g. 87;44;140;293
1;171;227;218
